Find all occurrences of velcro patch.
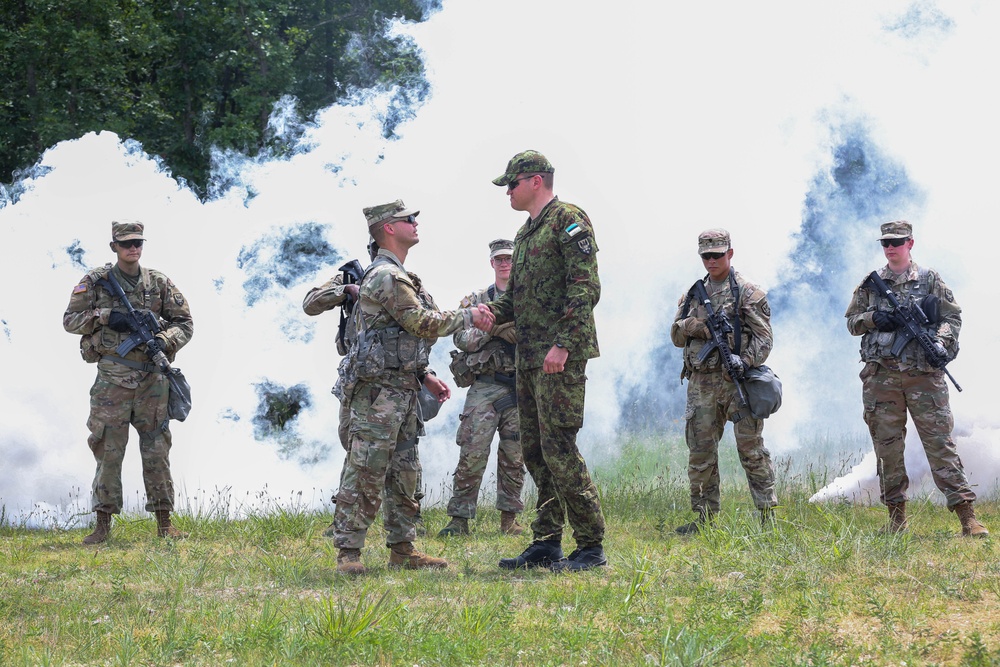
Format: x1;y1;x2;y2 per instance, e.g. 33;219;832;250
73;283;88;294
577;238;593;255
565;223;583;237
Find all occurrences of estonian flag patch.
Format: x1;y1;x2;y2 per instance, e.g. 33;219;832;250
565;223;582;237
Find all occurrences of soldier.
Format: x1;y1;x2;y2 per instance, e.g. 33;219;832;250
438;239;526;538
845;220;987;537
670;229;778;534
485;150;607;572
63;220;194;544
330;200;495;575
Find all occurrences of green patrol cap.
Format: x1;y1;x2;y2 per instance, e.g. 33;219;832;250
492;150;554;186
363;199;420;229
112;220;145;242
879;220;912;240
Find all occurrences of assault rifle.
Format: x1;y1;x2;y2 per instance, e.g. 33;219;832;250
691;279;750;410
864;271;962;391
336;259;365;354
97;272;192;420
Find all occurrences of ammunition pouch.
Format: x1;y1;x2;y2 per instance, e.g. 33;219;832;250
492;389;518;414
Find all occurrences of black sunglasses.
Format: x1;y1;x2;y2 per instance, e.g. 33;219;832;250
392;215;417;224
116;239;144;249
700;252;725;260
507;176;534;190
880;238;909;247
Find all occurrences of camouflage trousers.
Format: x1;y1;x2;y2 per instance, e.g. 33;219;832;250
445;380;525;519
684;370;777;514
86;371;174;514
332;379;422;549
861;362;975;507
517;361;605;548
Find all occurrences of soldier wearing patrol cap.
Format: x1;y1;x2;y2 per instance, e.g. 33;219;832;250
439;238;527;538
670;228;777;534
845;220;986;537
63;220;194;544
329;199;495;574
483;150;608;573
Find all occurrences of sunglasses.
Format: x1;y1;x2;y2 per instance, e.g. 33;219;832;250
116;239;144;249
880;238;909;247
392;215;417;225
700;252;725;260
507;176;534;190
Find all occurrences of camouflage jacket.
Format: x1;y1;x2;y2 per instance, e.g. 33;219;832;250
302;272;349;316
488;197;601;370
64;263;194;388
670;270;772;376
845;261;961;372
454;284;516;377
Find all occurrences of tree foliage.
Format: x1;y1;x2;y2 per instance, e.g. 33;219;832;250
0;0;435;194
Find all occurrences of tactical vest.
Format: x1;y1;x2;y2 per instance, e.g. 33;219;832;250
680;274;751;375
449;284;516;387
80;264;169;363
860;267;937;368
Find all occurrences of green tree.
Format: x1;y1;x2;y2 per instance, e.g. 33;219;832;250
0;0;435;195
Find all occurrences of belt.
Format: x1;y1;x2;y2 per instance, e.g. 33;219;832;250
477;372;516;387
102;355;160;373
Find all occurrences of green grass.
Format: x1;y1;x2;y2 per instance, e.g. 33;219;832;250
1;434;998;666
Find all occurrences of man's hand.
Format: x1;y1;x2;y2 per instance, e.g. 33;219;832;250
344;284;360;300
931;339;948;360
872;310;902;332
423;373;451;402
494;322;518;344
107;311;132;333
677;316;710;339
543;345;569;374
727;354;745;381
471;304;496;331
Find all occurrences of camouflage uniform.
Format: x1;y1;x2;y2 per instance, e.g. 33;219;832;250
303;272;354;450
489;198;605;549
444;284;525;520
63;224;193;516
332;202;477;551
670;231;777;517
845;257;973;509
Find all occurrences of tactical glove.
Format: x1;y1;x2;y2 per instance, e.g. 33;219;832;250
872;310;900;332
495;323;518;345
107;311;132;333
727;354;745;380
679;317;710;339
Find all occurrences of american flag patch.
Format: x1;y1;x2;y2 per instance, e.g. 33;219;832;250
565;223;582;237
73;283;88;294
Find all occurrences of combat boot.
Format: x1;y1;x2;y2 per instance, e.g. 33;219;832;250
82;510;112;545
155;510;188;539
500;511;524;536
954;501;989;538
437;517;470;537
336;548;367;575
389;542;448;569
880;502;907;534
675;508;714;535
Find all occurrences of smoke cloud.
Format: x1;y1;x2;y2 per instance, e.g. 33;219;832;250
2;1;999;525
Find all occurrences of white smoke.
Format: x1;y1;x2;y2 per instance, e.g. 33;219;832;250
2;1;999;525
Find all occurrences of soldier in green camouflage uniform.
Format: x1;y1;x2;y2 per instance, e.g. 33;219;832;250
670;229;777;533
330;200;495;574
845;220;987;537
486;151;607;572
63;221;193;544
439;239;526;538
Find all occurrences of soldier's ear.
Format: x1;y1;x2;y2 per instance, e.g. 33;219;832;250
109;241;117;253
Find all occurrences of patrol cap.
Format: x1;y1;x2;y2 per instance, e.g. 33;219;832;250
489;238;514;258
112;220;145;242
363;199;420;229
879;220;912;240
697;228;731;254
492;150;554;186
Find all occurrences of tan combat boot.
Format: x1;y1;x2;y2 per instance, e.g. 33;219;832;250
500;511;524;536
336;548;367;575
388;542;448;569
880;502;907;534
155;510;188;539
437;517;469;537
82;510;112;545
954;501;989;538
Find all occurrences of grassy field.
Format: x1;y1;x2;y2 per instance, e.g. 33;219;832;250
2;434;998;666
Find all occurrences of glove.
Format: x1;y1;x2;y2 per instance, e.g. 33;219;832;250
154;332;173;355
678;317;710;339
872;310;901;332
930;339;948;361
495;324;518;345
727;354;745;380
107;311;132;333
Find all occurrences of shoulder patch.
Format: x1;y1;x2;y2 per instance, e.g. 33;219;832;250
565;223;583;238
576;237;593;255
73;283;88;294
173;293;185;306
460;296;472;308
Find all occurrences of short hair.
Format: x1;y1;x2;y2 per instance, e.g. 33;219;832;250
370;224;390;246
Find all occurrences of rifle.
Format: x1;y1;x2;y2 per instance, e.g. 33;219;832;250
336;259;365;354
97;272;192;419
691;279;750;411
864;271;962;391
